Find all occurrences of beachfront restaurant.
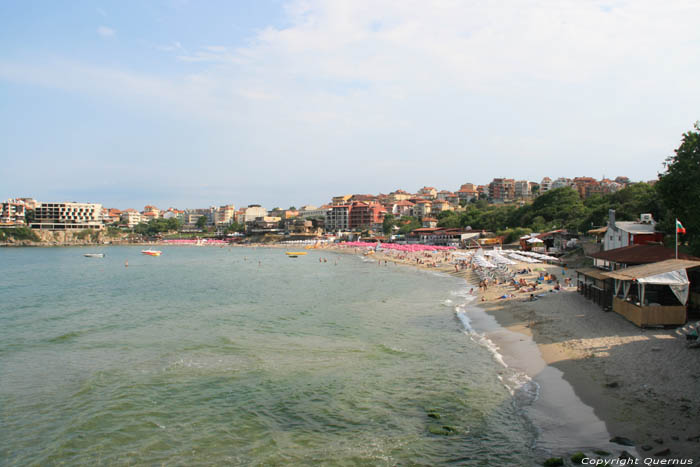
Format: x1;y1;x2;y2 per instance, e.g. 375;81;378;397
576;268;613;310
601;259;700;327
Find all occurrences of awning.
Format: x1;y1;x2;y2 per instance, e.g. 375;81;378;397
602;259;700;305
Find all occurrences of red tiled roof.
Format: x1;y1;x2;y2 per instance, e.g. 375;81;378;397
589;244;700;265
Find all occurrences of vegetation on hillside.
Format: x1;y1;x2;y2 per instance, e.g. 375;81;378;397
134;218;183;236
0;227;40;242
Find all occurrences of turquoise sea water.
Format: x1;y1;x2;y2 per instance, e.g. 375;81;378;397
1;246;537;465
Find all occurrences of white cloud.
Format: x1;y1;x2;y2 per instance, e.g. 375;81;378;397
4;0;700;197
97;26;115;38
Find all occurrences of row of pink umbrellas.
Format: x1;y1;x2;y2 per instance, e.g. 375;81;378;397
162;239;228;244
340;241;455;251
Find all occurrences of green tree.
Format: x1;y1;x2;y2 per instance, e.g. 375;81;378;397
382;213;396;235
398;216;421;234
657;122;700;255
195;215;208;230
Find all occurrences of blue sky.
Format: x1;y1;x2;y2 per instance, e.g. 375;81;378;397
1;1;699;210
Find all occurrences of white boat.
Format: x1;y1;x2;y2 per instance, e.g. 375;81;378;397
141;249;162;256
84;253;105;258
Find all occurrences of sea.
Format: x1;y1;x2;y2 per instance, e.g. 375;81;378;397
0;246;542;465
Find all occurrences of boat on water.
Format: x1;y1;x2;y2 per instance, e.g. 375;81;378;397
285;251;307;258
141;249;162;256
84;253;105;258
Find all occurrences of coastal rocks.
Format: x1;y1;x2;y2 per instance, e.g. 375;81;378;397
653;448;671;456
610;436;635;446
604;381;620;388
542;457;564;466
427;424;457;436
570;452;586;464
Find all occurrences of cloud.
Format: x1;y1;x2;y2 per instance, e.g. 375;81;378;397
97;26;115;38
3;0;700;201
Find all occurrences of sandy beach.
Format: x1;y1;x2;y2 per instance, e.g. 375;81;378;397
323;244;700;462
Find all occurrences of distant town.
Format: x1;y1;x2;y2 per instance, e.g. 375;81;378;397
0;175;658;247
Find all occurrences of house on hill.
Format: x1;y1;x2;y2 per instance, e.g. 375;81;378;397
604;209;663;251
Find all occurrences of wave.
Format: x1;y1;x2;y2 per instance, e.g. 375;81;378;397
453;292;540;407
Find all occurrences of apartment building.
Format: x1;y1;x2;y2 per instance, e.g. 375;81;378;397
325;205;350;232
120;209;143;228
214;204;236;225
32;202;104;230
514;180;531;199
348;201;386;230
488;178;515;203
1;199;27;226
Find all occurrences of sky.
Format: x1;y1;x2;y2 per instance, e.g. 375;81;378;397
1;0;699;210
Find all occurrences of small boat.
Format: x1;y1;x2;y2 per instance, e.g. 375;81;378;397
84;253;105;258
141;249;162;256
285;251;307;258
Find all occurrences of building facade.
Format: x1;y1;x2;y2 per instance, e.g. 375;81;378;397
32;202;103;230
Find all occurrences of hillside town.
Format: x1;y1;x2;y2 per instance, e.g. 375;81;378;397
0;175;648;244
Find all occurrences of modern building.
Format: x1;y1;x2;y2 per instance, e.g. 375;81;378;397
488;178;515;203
540;177;552;193
325;205;350;232
31;202;104;230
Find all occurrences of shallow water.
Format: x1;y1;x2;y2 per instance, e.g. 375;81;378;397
1;246;538;465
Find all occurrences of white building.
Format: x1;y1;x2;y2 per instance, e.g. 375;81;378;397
32;202;104;230
214;205;236;225
298;205;330;220
540;177;552;193
241;205;268;224
514;180;531;199
550;177;573;190
603;210;659;251
120;210;143;228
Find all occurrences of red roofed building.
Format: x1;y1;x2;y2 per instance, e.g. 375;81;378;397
349;201;386;231
391;200;415;217
457;183;478;202
417;186;438;199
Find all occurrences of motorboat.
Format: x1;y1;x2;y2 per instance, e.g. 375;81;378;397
141;249;162;256
285;251;307;258
84;253;105;258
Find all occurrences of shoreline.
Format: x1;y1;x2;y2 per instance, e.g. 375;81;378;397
475;274;700;462
329;245;699;462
